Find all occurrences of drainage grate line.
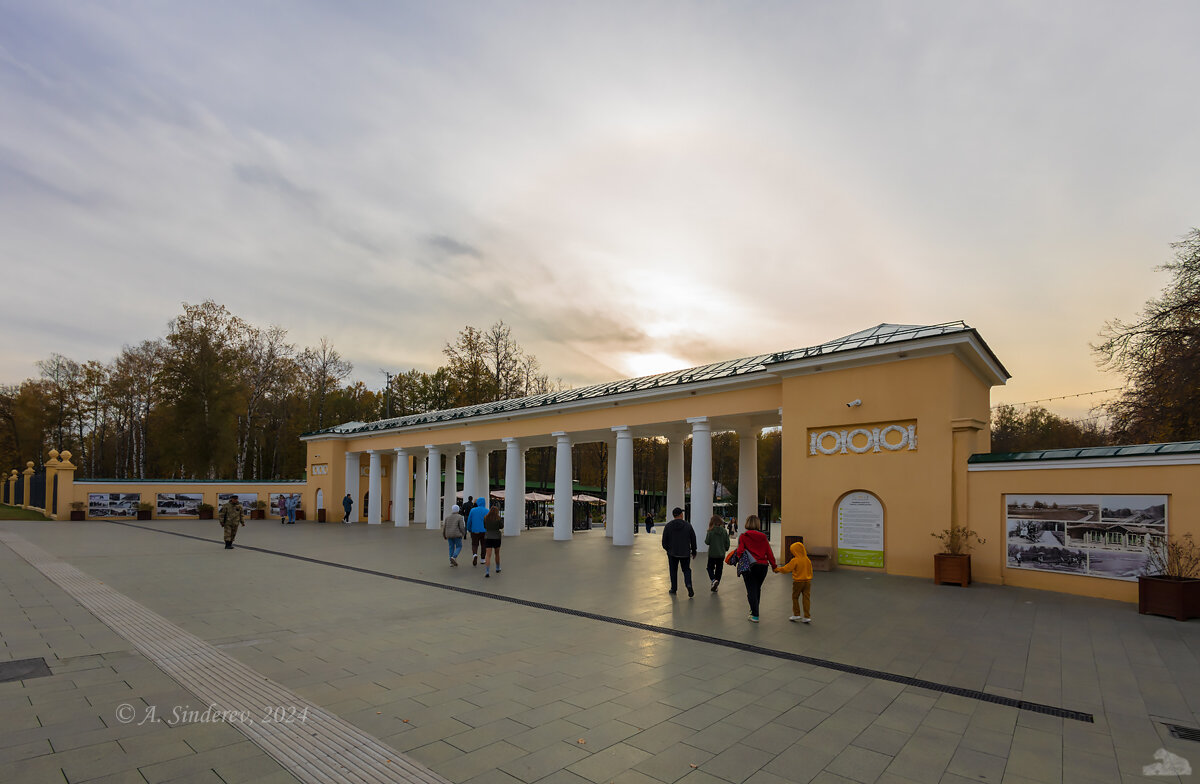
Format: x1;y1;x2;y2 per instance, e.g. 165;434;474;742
0;532;449;784
108;521;1095;724
1165;723;1200;742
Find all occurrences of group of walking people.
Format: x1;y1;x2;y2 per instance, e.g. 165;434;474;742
662;508;813;623
226;494;810;622
441;496;504;576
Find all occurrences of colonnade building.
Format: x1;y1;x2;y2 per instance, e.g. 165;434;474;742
302;322;1007;580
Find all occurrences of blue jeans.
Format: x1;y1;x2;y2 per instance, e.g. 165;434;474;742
447;538;464;559
287;508;296;523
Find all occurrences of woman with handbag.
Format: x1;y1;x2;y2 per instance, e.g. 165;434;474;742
726;515;776;622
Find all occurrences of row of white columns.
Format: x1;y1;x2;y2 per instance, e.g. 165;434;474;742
343;418;759;553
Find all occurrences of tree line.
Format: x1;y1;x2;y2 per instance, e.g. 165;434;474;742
0;302;556;481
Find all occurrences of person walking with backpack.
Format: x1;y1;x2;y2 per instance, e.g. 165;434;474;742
661;507;697;597
704;514;731;592
727;515;776;622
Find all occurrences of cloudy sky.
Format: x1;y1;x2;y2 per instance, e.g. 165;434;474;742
3;1;1198;419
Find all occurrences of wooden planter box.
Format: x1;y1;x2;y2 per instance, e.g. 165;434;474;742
69;510;85;521
1138;576;1200;621
136;510;151;520
295;509;306;521
251;509;265;519
934;553;971;586
198;510;213;520
317;508;326;522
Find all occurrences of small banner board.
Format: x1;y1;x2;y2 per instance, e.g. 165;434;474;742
837;491;884;567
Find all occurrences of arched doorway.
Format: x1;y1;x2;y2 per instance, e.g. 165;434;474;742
834;490;885;568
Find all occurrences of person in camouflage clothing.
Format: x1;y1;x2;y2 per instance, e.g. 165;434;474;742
219;496;246;549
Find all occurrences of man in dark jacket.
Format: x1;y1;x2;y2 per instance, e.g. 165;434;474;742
661;507;697;597
342;493;353;524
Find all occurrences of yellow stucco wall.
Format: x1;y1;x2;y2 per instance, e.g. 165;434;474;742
306;445;405;522
777;353;993;578
967;462;1200;602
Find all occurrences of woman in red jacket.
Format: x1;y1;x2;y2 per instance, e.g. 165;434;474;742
729;515;777;622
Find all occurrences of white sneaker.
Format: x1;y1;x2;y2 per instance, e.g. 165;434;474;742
472;554;479;566
789;615;803;622
801;617;812;624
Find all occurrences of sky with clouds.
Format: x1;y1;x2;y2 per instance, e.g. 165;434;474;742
3;1;1199;420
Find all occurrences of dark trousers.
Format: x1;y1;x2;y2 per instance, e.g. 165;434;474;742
706;556;724;583
470;531;486;557
742;563;769;616
668;556;693;592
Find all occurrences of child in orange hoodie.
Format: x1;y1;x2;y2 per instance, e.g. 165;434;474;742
774;537;813;623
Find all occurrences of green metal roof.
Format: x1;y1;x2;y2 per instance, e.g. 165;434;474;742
306;321;996;438
969;441;1200;464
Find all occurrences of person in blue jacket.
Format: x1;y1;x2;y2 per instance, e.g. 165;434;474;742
466;496;488;566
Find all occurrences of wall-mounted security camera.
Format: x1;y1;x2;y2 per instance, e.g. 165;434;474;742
847;399;862;408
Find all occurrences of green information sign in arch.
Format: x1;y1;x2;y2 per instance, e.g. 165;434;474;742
837;491;884;567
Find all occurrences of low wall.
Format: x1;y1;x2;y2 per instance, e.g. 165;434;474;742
967;448;1200;603
74;480;308;521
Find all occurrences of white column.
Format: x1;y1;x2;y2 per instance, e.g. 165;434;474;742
612;427;634;546
425;445;441;529
443;449;458;521
367;450;382;525
344;452;360;522
518;447;527;531
503;438;522;537
666;435;684;524
462;442;477;507
393;449;409;527
413;451;427;525
737;429;759;529
604;437;617;538
689;417;713;553
476;448;490;500
553;432;573;541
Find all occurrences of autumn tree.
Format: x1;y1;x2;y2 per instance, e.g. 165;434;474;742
990;404;1110;453
36;354;83;453
0;384;21;473
443;325;494;405
158;301;245;478
442;321;553;407
1094;228;1200;442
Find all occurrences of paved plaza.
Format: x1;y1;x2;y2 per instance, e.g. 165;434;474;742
0;517;1197;784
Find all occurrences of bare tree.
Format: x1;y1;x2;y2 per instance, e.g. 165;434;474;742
233;324;295;480
298;337;352;429
1095;228;1200;442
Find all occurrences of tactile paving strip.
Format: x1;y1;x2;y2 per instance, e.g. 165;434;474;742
111;521;1095;724
0;532;451;784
